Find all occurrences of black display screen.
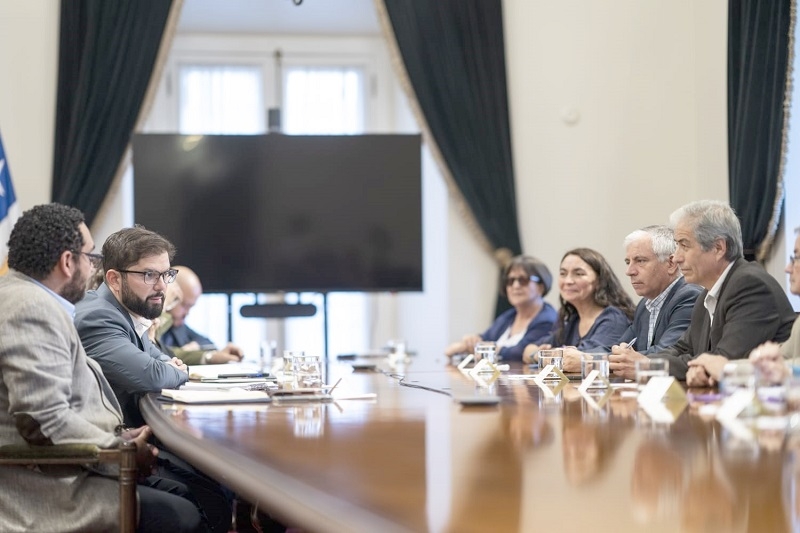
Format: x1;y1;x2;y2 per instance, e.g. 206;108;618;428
132;133;422;293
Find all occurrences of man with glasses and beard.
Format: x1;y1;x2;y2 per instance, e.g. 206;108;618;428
75;225;232;533
0;205;202;532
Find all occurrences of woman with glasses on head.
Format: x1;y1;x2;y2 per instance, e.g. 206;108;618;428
445;255;557;363
522;248;635;370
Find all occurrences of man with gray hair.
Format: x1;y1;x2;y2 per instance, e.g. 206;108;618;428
613;200;795;381
608;225;702;380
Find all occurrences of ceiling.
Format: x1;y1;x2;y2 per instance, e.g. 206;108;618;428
178;0;381;35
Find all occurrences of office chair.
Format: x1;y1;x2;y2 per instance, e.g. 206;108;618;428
0;441;137;533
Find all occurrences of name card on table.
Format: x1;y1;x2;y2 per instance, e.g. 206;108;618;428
578;370;610;393
533;364;569;387
715;388;755;422
637;376;688;424
637;376;687;406
469;358;501;377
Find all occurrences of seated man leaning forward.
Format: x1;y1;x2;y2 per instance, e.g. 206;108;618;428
74;227;188;427
686;225;800;385
611;199;795;381
0;204;200;533
75;225;233;533
444;255;557;363
159;265;244;364
607;225;702;379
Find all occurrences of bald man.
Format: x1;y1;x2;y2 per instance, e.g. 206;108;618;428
159;266;244;364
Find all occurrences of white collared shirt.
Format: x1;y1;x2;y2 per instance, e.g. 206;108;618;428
704;261;735;326
129;313;153;340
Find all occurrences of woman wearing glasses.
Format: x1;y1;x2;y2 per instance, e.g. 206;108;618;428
445;255;557;362
522;248;635;370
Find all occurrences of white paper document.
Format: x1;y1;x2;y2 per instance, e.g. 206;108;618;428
160;388;272;404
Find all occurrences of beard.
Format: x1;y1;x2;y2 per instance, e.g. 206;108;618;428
60;268;87;304
121;278;164;320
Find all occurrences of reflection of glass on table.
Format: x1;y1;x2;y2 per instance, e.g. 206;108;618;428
293;405;324;438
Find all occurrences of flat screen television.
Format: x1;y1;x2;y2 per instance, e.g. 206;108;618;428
132;133;422;293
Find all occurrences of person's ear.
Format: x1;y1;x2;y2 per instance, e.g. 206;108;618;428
105;269;123;293
714;238;727;260
56;250;74;278
665;254;679;276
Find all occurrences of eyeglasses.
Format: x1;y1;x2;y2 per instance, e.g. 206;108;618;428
117;268;179;285
505;275;541;287
72;251;103;269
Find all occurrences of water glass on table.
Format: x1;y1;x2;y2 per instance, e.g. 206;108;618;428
581;353;610;383
293;354;323;388
634;358;669;390
474;341;498;364
283;350;304;381
538;349;563;379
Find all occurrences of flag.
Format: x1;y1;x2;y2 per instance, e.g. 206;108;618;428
0;130;20;276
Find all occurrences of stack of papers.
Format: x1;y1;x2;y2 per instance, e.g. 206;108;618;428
160;388;271;404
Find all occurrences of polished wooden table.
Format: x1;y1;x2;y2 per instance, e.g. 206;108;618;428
141;361;796;533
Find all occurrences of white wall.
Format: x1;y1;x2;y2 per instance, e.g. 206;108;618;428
503;0;729;310
0;3;59;209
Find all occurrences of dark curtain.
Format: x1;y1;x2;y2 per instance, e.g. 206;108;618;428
728;0;793;261
52;0;174;226
383;0;521;315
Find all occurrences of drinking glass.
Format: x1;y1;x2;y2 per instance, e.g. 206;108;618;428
635;358;669;390
475;341;498;364
293;354;322;388
283;350;304;380
719;362;756;398
755;364;787;416
538;349;563;380
581;353;610;383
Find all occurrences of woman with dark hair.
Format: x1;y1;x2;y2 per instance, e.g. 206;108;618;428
522;248;635;370
445;255;557;362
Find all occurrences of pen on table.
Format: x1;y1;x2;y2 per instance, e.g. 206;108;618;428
327;377;343;394
217;372;267;379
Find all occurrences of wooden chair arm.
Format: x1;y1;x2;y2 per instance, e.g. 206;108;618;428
0;441;137;533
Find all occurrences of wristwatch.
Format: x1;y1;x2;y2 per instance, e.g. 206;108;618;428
202;351;214;363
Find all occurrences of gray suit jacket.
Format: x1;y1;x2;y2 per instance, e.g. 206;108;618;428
654;259;796;380
75;283;187;426
0;271;124;532
619;277;702;354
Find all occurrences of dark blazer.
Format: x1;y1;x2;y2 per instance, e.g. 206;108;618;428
618;277;702;354
74;283;188;426
482;302;557;362
654;259;796;380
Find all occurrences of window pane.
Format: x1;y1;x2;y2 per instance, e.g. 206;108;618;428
179;65;264;134
283;67;364;135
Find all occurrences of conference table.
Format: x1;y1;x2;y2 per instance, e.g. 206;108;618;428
141;360;797;533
